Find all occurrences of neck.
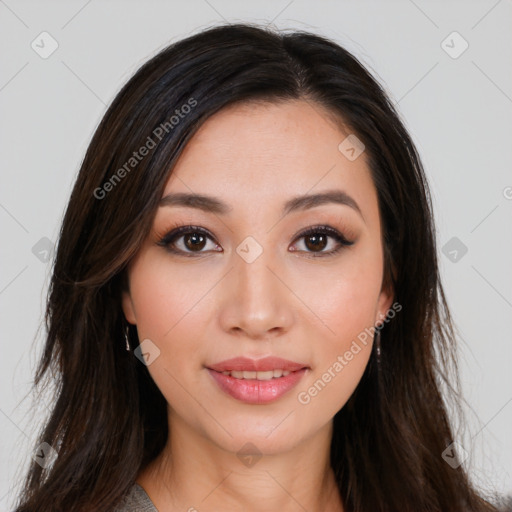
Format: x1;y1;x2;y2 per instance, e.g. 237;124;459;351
137;413;344;512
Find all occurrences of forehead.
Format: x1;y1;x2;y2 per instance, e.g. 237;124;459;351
162;99;378;222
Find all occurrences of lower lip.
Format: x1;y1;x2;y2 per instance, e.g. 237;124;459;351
207;368;307;404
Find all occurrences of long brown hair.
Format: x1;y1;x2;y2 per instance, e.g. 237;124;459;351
15;23;499;511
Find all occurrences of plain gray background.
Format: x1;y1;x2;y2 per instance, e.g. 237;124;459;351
1;0;511;508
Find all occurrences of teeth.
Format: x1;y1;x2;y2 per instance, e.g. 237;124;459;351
220;369;293;380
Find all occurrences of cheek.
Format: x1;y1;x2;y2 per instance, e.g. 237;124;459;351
291;244;383;346
291;291;376;417
126;256;212;413
127;251;210;341
290;247;382;410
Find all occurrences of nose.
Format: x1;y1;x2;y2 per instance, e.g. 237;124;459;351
217;244;294;341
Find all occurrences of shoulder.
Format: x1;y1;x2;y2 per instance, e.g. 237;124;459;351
112;483;158;512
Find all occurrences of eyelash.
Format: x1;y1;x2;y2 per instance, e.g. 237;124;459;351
156;223;355;258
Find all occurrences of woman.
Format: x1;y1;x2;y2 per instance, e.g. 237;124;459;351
15;23;499;511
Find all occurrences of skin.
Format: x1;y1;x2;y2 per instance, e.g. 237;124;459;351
122;99;393;512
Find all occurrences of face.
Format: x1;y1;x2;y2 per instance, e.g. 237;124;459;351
122;99;393;455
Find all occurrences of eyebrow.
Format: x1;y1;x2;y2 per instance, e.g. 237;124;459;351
159;190;364;221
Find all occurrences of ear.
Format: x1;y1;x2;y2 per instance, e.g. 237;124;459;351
121;289;137;325
374;282;394;327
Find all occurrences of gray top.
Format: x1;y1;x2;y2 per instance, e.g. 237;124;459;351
113;483;158;511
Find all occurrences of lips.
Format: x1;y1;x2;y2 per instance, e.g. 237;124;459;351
206;356;309;404
207;356;308;373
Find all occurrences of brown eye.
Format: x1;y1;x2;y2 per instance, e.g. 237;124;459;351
157;224;354;258
183;232;207;251
304;233;328;252
157;226;220;256
291;225;354;257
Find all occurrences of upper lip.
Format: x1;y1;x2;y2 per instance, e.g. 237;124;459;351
207;356;308;373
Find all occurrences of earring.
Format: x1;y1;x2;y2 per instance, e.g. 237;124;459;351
124;325;131;351
375;328;381;363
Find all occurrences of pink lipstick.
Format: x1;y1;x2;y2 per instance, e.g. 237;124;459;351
206;356;308;404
